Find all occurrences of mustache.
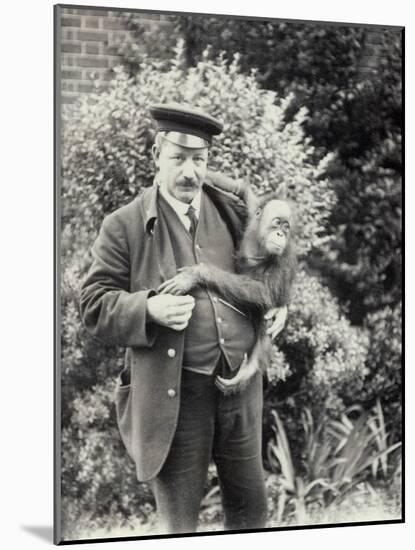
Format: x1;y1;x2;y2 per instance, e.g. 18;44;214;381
177;178;198;186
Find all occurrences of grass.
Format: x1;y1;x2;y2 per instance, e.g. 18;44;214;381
64;478;400;542
268;481;402;528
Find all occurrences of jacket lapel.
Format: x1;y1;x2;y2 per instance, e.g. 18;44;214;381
137;181;246;286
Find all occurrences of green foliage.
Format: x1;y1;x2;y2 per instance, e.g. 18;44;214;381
267;409;330;524
266;269;369;417
61;258;124;426
61;378;155;540
110;12;178;75
359;303;402;439
267;404;401;524
262;268;369;473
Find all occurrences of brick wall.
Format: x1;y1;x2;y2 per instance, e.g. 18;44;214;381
58;7;169;105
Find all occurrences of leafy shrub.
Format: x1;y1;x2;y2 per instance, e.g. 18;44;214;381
61;378;155;540
283;270;369;405
263;269;369;461
61;258;125;426
358;303;402;440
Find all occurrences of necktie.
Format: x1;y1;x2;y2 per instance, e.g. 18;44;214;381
186;205;198;238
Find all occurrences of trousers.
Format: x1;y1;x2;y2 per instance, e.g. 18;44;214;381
150;361;267;534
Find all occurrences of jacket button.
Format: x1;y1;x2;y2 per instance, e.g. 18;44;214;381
212;297;218;303
220;338;225;345
167;348;176;358
167;388;176;398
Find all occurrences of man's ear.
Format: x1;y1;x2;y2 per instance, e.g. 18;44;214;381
152;144;160;168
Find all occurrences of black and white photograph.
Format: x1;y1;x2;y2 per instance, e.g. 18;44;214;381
53;2;403;545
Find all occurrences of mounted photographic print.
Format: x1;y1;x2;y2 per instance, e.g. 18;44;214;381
54;3;404;545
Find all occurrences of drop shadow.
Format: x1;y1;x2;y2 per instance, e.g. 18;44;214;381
21;525;53;543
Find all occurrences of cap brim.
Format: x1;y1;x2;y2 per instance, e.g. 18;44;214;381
161;131;209;149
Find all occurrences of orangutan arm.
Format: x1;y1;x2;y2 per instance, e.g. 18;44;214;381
158;263;272;314
207;170;259;217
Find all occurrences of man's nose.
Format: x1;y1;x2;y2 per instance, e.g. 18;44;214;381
182;159;197;179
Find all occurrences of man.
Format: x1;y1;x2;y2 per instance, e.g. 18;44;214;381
80;103;286;534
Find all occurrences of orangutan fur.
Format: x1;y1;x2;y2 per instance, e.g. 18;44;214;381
158;188;297;394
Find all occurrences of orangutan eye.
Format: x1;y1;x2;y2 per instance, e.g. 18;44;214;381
282;222;290;233
272;218;281;228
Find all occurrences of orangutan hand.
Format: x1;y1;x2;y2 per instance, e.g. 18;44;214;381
215;353;260;395
157;266;201;296
264;306;288;341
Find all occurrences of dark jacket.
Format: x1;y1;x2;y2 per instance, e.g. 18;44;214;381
80;181;248;481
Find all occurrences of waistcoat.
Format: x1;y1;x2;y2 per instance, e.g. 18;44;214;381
158;191;256;374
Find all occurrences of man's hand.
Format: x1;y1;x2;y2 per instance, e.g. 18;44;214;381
264;306;288;340
146;294;195;331
158;266;200;296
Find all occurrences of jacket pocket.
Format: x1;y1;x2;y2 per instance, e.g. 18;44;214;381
114;370;133;460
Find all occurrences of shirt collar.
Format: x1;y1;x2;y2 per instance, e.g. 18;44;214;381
158;184;201;216
142;178;204;234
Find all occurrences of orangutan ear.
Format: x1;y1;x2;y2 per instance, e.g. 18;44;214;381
255;208;262;218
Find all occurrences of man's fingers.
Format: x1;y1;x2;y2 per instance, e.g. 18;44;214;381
166;313;192;330
168;307;194;319
170;321;190;331
164;305;195;328
167;295;195;306
167;301;195;313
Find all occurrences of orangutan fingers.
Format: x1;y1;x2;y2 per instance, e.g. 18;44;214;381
158;281;181;295
214;376;241;395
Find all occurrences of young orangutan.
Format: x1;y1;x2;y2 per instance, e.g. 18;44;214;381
158;174;297;394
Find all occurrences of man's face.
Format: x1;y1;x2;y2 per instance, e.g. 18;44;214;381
153;139;209;203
